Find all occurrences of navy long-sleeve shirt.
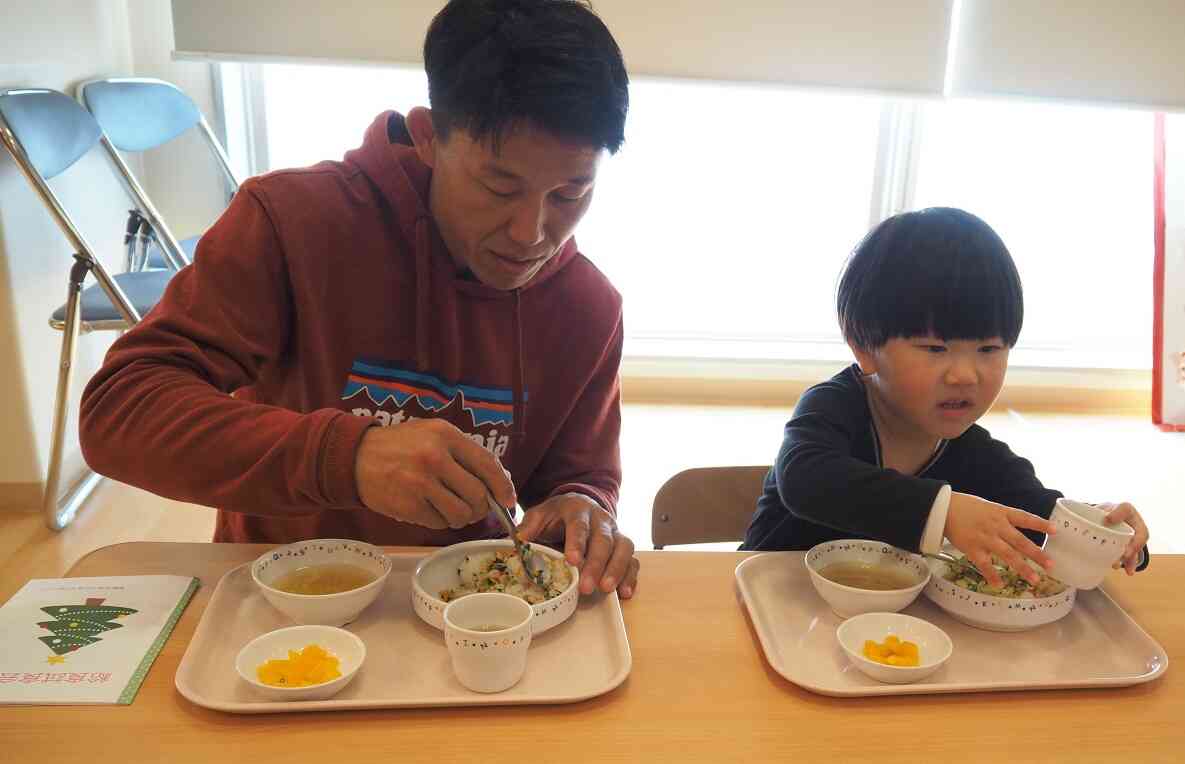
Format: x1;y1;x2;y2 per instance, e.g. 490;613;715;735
741;365;1063;552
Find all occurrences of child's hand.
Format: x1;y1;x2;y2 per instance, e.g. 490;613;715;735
1098;502;1150;575
944;493;1057;588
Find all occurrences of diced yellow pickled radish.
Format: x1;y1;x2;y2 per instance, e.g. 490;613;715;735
256;643;342;687
860;634;920;666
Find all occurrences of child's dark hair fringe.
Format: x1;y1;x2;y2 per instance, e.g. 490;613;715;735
837;207;1024;350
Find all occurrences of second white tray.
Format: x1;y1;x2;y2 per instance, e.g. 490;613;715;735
736;551;1168;697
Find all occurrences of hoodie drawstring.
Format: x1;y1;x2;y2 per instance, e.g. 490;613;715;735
414;216;431;372
413;215;525;442
512;288;526;440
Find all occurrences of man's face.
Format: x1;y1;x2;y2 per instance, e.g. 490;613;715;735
413;112;603;291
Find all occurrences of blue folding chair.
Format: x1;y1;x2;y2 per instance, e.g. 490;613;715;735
0;88;175;530
78;77;240;270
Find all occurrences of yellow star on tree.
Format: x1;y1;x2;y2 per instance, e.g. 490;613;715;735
46;655;66;665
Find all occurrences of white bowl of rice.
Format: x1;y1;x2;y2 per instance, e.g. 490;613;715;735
923;547;1076;632
412;539;580;634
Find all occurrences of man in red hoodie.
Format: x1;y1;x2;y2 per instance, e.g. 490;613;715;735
80;0;639;598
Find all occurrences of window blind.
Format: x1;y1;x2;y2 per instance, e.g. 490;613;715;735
171;0;953;96
949;0;1185;110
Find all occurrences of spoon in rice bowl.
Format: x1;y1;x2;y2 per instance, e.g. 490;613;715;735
487;495;552;590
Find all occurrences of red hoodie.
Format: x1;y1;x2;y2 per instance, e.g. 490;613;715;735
79;112;623;544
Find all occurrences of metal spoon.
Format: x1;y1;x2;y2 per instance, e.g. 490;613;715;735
922;551;980;577
487;495;551;591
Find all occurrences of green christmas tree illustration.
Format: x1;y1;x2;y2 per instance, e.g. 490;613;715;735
37;597;137;656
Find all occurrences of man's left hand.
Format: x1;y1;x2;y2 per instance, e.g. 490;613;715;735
517;492;639;599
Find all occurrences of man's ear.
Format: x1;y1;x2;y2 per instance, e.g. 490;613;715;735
406;107;439;168
848;341;878;376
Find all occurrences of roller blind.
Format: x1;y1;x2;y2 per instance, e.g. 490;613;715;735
950;0;1185;110
171;0;954;95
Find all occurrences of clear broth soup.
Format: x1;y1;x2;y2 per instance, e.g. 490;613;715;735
819;561;919;591
271;563;376;595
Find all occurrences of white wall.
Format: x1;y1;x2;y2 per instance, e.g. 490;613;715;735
0;0;225;510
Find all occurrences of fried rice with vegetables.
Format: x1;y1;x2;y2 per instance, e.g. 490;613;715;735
943;554;1068;597
440;549;572;604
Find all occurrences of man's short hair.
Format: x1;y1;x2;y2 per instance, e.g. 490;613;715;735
424;0;629;153
837;207;1025;350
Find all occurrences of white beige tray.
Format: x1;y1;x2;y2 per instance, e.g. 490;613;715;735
176;553;631;712
735;552;1168;697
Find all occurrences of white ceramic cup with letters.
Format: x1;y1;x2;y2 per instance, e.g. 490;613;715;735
1042;499;1135;590
443;593;533;693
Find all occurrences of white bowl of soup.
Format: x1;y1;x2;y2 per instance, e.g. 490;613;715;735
252;539;392;626
804;540;930;618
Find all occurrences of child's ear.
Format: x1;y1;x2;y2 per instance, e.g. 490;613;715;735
849;342;878;376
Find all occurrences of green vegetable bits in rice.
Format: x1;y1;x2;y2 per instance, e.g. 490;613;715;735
944;554;1067;598
440;549;572;605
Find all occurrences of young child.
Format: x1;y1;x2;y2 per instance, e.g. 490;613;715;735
741;207;1149;588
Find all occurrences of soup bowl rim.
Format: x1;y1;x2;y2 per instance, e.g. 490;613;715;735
805;539;931;594
251;538;392;600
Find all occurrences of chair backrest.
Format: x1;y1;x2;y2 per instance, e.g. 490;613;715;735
0;87;140;322
76;77;241;271
79;78;200;152
0;88;107;260
651;465;769;549
0;88;102;179
78;77;239;192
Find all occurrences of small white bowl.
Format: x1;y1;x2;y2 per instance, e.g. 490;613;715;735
412;539;580;634
805;540;930;618
252;539;392;626
836;612;952;684
234;624;365;701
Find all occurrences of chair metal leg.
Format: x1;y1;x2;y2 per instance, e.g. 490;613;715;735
47;471;104;531
98;135;189;271
43;256;100;531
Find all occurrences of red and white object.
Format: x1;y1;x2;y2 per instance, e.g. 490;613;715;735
1153;113;1185;430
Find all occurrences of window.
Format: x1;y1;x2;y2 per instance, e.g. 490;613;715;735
913;98;1153;369
262;63;428;171
219;62;1154;372
580;80;881;361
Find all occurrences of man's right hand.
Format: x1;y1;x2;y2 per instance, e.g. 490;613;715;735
353;419;516;529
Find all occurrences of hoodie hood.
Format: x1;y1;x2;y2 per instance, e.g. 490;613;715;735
342;111;585;441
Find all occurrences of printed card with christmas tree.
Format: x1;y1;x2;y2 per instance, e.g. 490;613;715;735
0;575;198;704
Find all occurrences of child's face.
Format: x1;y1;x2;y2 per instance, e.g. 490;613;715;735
852;335;1009;441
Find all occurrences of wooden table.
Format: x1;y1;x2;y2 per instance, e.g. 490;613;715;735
2;543;1180;763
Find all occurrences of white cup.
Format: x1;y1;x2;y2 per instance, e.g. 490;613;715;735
1042;499;1135;590
443;593;532;693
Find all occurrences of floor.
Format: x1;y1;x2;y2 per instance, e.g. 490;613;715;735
2;404;1182;602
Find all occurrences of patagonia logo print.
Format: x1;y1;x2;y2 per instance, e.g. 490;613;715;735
340;359;526;457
